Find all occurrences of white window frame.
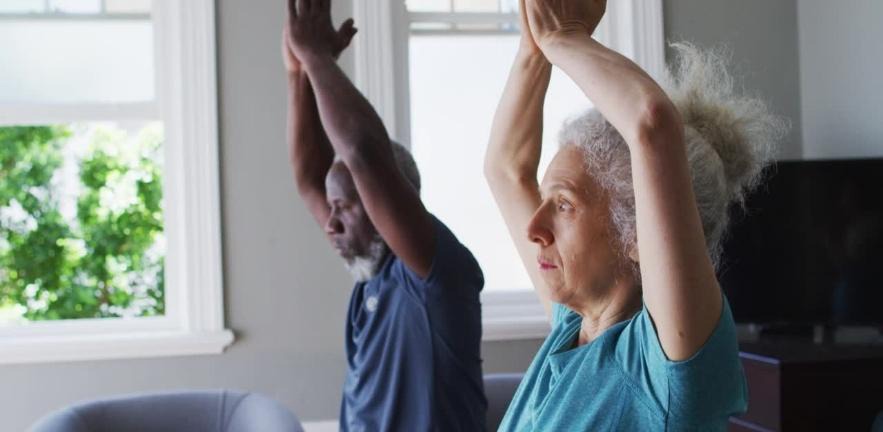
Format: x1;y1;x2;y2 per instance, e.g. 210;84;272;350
353;0;664;341
0;0;233;364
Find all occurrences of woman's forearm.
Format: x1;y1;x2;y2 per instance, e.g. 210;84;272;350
484;49;553;184
484;47;555;318
542;36;681;148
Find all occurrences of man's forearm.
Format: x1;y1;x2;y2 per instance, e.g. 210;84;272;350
288;70;334;193
301;54;392;166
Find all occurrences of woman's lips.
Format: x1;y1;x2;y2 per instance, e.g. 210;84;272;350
538;258;558;271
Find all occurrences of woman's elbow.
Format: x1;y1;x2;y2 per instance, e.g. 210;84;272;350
631;98;684;148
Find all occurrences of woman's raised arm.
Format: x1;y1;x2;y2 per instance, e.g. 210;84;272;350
484;0;554;317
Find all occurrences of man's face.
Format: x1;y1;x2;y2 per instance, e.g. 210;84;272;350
324;162;379;263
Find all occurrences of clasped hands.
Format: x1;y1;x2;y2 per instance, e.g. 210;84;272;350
518;0;607;60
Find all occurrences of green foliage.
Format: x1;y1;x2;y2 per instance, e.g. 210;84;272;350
0;124;165;322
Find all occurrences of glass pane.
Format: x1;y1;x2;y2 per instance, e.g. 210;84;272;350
407;0;451;12
49;0;101;14
409;35;591;292
0;0;44;14
0;122;165;324
453;0;499;13
105;0;152;14
500;0;518;13
0;19;155;104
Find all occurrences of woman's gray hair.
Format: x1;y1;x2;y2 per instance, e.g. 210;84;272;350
559;42;788;274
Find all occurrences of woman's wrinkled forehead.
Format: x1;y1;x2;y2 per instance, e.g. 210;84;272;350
540;145;597;198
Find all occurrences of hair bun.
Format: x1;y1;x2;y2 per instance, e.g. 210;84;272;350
665;42;789;201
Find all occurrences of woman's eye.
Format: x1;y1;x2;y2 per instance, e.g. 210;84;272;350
557;200;573;211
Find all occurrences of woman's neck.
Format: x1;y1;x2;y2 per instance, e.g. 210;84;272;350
571;280;642;346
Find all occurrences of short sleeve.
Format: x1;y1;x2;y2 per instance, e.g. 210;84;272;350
393;215;483;301
616;297;748;427
663;298;748;425
391;215;485;374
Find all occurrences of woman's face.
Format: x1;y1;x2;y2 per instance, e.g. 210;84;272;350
527;145;630;309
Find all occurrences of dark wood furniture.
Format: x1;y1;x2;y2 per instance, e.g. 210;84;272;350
729;341;883;431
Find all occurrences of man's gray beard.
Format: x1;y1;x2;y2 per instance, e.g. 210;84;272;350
344;237;388;283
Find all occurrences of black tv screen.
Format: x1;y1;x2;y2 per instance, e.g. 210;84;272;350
719;158;883;326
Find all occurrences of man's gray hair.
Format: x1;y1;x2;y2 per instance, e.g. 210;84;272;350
558;42;788;275
390;141;421;193
331;141;421;192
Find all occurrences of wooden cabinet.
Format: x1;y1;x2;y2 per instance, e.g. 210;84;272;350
729;342;883;431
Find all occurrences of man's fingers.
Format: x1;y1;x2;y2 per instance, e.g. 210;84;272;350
318;0;331;14
297;0;311;17
287;0;297;19
342;27;358;47
338;18;355;35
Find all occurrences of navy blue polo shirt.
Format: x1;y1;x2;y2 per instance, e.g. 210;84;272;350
340;215;486;431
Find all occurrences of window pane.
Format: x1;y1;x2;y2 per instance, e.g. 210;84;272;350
49;0;101;14
409;35;591;292
105;0;152;14
0;122;165;324
0;19;155;104
0;0;44;14
500;0;518;13
453;0;499;12
407;0;451;12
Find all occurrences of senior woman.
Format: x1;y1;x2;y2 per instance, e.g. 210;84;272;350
484;0;785;430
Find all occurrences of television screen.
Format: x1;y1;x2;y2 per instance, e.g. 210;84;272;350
719;158;883;326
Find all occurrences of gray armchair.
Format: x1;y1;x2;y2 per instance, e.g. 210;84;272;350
29;390;304;432
484;373;524;431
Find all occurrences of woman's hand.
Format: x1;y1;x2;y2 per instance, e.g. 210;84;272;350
282;27;303;74
524;0;606;52
517;0;543;57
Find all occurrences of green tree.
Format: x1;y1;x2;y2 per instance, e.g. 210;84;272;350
0;124;164;321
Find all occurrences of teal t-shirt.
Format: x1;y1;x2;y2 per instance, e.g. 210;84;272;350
499;297;747;431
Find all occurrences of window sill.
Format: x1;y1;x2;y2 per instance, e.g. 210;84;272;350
481;290;551;342
0;329;235;365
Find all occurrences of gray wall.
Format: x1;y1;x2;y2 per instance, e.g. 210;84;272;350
798;0;883;159
2;1;819;429
0;1;539;430
664;0;803;160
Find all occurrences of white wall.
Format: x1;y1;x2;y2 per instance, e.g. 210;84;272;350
663;0;803;160
798;0;883;159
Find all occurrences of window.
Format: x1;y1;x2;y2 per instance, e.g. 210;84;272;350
0;0;231;364
355;0;663;340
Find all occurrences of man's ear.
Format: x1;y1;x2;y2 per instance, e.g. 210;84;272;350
628;244;639;263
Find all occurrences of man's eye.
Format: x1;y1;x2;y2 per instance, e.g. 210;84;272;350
557;200;573;211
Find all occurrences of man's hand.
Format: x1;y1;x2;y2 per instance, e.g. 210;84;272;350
285;0;357;68
524;0;606;51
